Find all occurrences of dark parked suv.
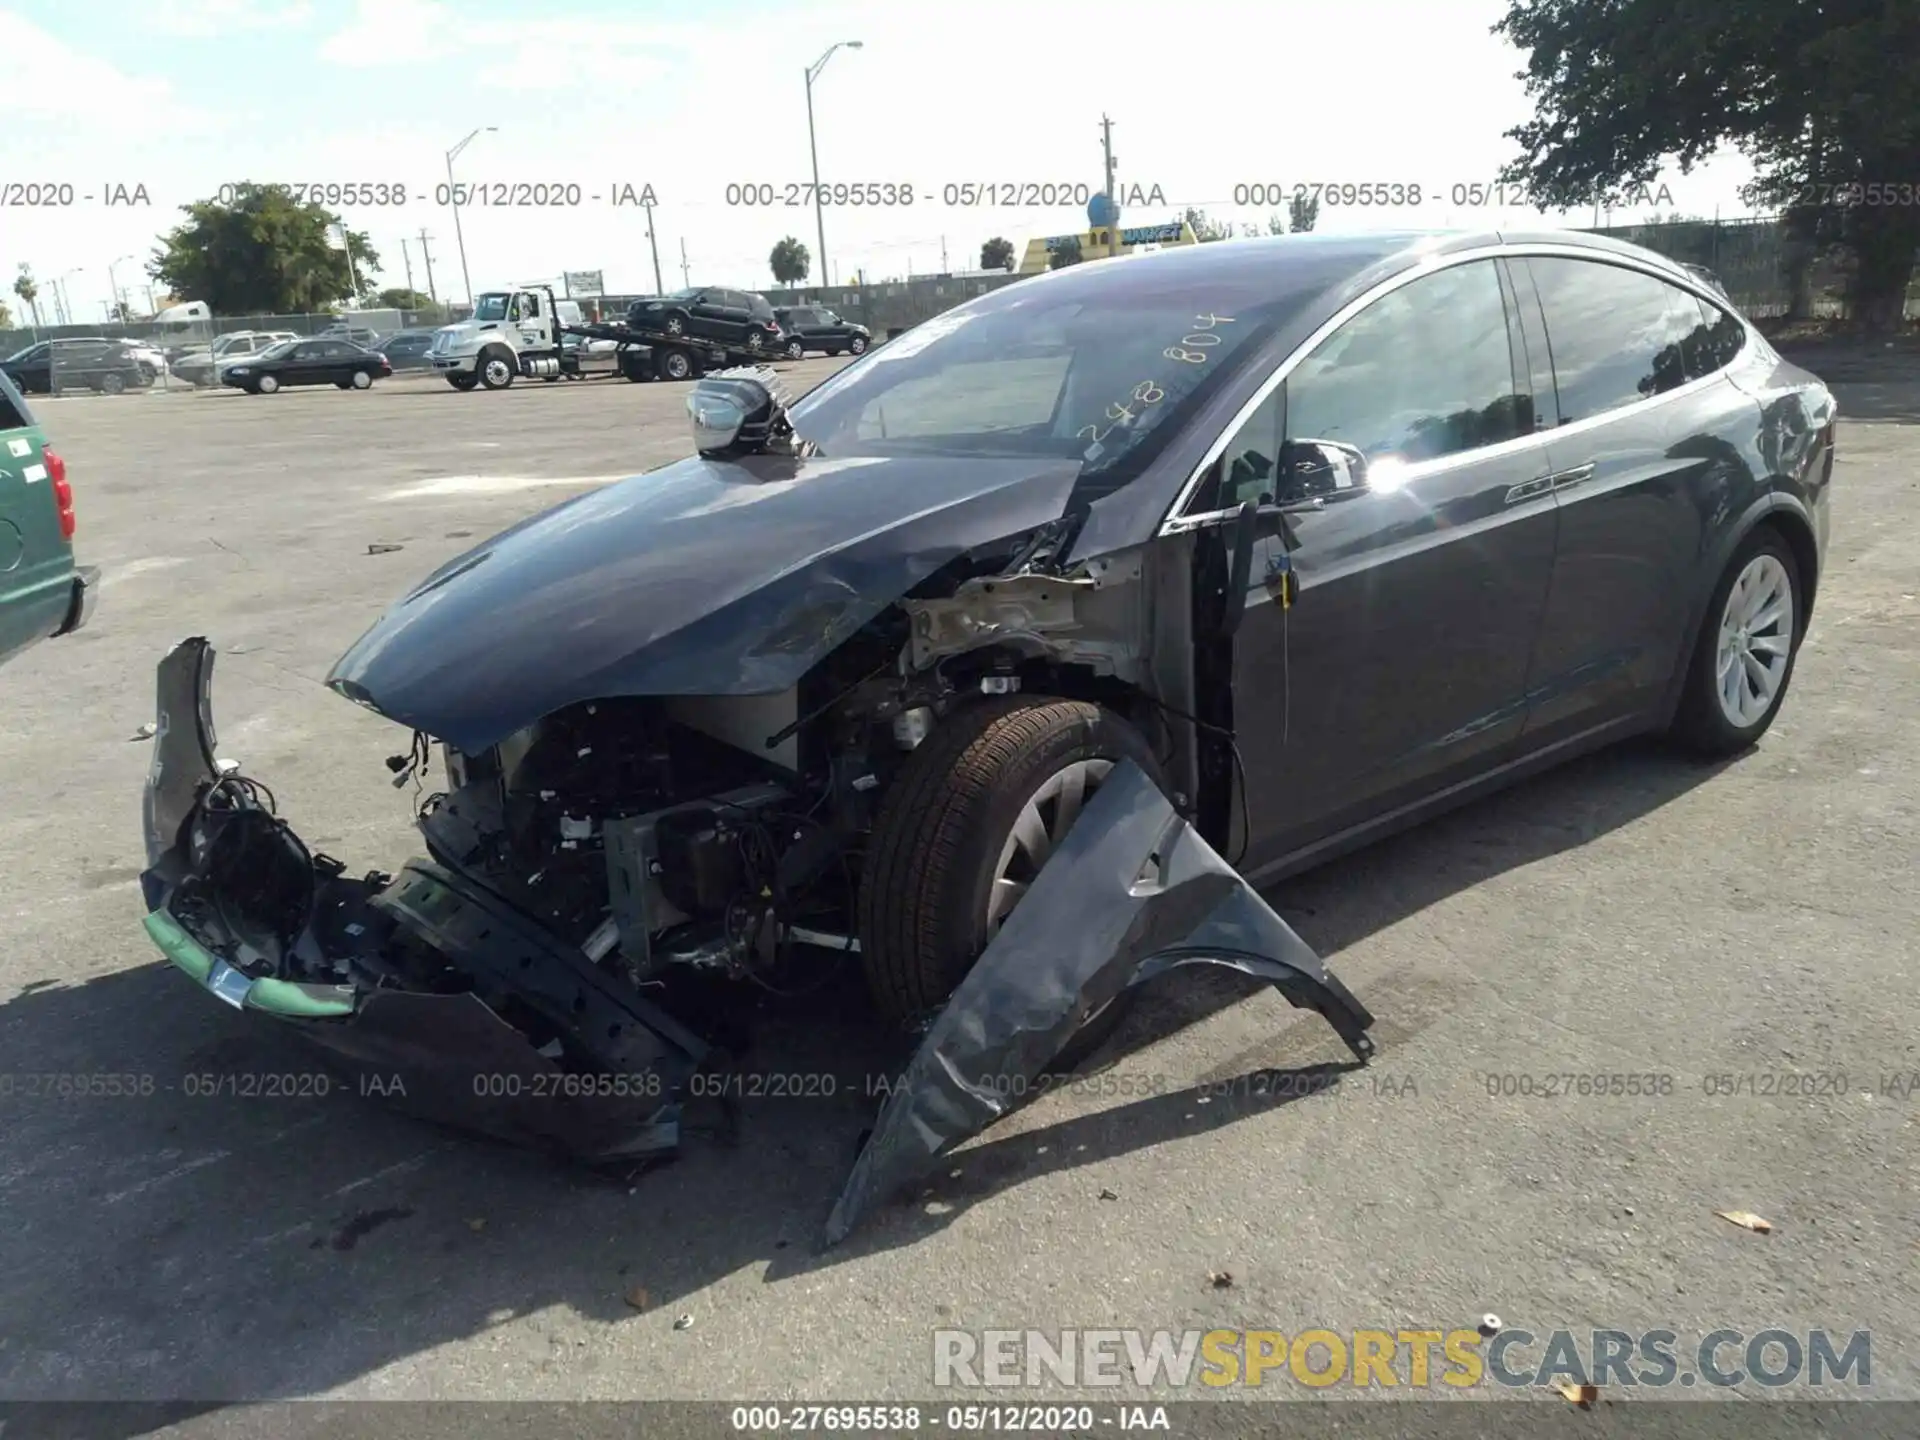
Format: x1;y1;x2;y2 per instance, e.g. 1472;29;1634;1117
772;305;871;358
627;288;784;353
1;337;159;395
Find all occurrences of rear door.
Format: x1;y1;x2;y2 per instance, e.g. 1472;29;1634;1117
1511;253;1766;744
0;372;74;665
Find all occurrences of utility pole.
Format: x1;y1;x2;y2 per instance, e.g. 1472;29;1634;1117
401;238;416;298
680;238;690;287
644;200;665;294
416;230;439;306
1100;115;1118;259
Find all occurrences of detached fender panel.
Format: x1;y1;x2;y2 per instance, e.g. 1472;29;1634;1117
824;761;1374;1245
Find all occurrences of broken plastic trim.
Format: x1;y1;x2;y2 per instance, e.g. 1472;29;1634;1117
823;759;1375;1246
139;636;705;1163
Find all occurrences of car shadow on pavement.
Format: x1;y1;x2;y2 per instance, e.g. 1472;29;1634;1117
0;736;1735;1413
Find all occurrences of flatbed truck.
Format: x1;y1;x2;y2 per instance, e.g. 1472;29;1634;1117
427;285;781;390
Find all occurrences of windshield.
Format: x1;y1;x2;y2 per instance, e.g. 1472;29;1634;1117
788;273;1292;486
472;294;512;321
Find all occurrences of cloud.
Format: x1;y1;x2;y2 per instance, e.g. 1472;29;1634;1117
143;0;314;37
0;10;214;133
316;0;697;80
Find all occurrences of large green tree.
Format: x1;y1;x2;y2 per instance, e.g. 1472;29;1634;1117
12;265;42;328
980;236;1016;271
151;184;379;314
1495;0;1920;329
769;236;811;285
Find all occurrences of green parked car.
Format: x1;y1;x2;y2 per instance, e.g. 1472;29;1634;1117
0;368;96;667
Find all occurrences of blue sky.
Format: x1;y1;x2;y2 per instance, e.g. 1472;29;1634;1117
2;0;1763;320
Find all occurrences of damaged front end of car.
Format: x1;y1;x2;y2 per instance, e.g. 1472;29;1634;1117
138;367;1376;1242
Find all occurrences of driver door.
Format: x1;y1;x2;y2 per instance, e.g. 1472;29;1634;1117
1208;257;1562;877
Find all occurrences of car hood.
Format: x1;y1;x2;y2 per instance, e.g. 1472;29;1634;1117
324;451;1087;753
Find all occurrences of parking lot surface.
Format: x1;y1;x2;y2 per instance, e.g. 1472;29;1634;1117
1;354;1915;1417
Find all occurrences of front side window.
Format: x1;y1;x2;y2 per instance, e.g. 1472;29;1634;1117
1283;259;1527;469
1527;258;1710;422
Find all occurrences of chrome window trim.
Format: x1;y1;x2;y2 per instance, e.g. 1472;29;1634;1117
1159;241;1754;535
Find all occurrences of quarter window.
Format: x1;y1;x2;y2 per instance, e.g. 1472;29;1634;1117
1283;259;1527;467
1527;258;1711;422
1686;296;1746;377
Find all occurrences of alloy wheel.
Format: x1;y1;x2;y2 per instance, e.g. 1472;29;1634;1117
985;758;1114;934
1715;553;1794;728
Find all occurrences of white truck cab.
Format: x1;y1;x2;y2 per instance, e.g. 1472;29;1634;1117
429;287;584;390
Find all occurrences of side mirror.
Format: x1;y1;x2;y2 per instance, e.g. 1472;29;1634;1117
1274;439;1371;508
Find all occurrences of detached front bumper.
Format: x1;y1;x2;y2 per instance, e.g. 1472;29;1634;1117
138;637;707;1162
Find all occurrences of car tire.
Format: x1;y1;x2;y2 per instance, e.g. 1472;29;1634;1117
858;696;1163;1039
100;372;127;395
662;312;687;337
655;347;694;381
257;374;279;394
784;338;805;360
1669;526;1805;757
847;335;868;355
448;373;479;391
478;350;516;390
352;370;373;389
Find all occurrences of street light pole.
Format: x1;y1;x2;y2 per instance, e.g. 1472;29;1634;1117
445;126;497;310
108;254;134;319
804;40;863;290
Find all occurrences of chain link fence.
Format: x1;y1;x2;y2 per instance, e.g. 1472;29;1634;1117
1587;214;1919;321
2;309;453;397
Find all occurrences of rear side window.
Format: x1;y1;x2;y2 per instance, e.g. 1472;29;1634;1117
1527;258;1710;423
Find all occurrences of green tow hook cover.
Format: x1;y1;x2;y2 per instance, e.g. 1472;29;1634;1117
245;977;356;1019
143;910;355;1018
143;909;212;983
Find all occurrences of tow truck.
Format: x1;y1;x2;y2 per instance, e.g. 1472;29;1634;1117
428;284;783;390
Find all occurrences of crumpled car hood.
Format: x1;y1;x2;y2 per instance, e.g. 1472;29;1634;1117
325;452;1084;754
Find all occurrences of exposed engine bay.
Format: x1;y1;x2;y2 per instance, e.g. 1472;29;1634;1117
139;368;1377;1243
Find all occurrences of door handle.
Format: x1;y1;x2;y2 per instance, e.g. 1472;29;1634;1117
1548;463;1595;491
1504;475;1553;505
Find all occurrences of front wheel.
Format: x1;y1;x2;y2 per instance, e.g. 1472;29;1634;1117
655;347;694;381
257;374;280;394
99;371;128;395
784;338;805;360
351;369;373;389
1670;527;1804;756
858;697;1163;1031
478;351;516;390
